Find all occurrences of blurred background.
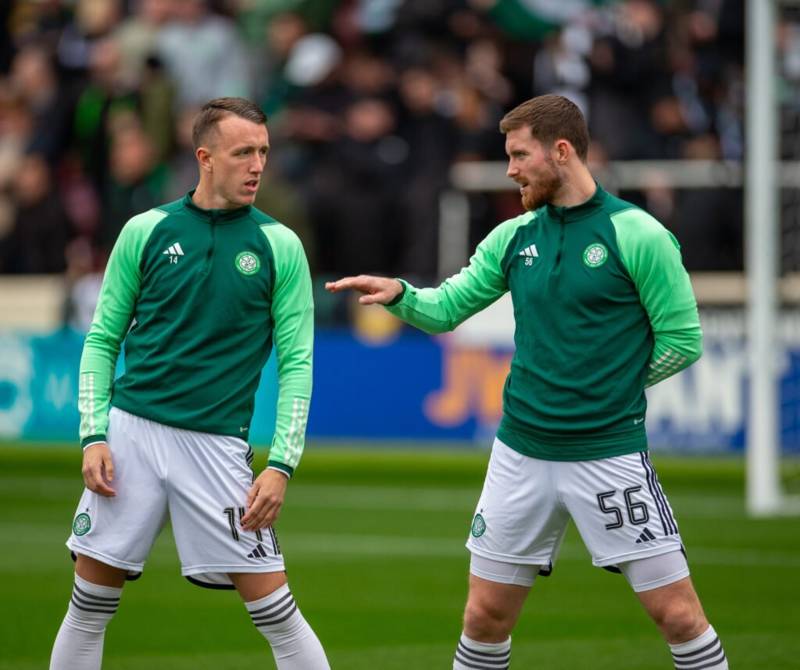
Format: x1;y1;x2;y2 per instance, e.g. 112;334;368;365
1;2;800;668
0;0;797;456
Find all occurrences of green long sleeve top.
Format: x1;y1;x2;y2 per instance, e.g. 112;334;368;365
387;185;702;461
78;193;314;476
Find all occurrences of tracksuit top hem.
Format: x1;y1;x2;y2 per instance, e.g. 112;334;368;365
109;400;251;441
497;417;648;461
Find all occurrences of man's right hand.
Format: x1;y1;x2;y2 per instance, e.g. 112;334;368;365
82;443;117;497
324;275;403;305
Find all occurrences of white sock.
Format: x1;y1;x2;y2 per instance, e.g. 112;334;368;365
669;625;728;669
49;574;122;670
245;584;330;670
453;633;511;669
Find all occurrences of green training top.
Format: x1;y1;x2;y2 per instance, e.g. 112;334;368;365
78;193;314;476
387;185;702;461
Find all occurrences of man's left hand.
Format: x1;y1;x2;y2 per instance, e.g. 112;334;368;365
241;468;288;531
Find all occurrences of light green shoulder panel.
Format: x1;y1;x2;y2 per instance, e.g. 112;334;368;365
610;207;696;331
91;209;167;336
610;207;702;386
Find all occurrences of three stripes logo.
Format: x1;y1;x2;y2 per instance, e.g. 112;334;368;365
163;242;185;264
635;527;657;544
247;543;269;559
519;243;539;266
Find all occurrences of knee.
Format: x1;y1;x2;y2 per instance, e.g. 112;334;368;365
463;599;514;642
652;599;708;642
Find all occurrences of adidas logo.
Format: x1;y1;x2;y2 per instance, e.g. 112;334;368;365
635;527;657;544
519;244;539;258
163;242;185;264
247;543;268;559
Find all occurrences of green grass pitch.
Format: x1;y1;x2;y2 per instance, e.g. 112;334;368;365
1;444;798;669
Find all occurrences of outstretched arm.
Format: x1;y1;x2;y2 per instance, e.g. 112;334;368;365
326;214;534;333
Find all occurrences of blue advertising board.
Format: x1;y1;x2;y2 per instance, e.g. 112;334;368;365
1;310;798;452
0;329;277;444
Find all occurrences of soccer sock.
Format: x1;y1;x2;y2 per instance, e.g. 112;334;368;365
245;584;330;670
669;625;728;669
49;574;122;670
453;633;511;670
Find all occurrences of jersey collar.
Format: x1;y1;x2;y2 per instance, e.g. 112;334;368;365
546;183;607;223
183;191;252;223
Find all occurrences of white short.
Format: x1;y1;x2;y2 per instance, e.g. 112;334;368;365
67;408;284;589
466;439;684;573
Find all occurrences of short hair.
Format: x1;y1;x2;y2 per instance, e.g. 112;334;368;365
191;97;267;149
499;95;589;162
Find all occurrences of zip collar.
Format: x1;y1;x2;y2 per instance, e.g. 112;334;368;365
183;190;252;223
546;183;607;223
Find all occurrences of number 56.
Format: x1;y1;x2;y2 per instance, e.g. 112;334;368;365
596;486;650;530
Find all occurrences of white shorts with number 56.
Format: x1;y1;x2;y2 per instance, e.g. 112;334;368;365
67;408;284;589
466;439;683;570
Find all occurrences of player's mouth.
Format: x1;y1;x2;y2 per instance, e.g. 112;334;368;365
244;179;259;193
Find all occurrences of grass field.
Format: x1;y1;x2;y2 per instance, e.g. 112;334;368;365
2;444;799;669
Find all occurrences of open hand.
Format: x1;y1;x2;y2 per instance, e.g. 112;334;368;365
325;275;403;305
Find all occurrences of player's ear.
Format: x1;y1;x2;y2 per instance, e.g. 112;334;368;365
196;146;213;173
554;139;570;164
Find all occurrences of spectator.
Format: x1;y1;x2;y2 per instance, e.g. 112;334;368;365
113;0;173;89
0;93;32;191
101;119;165;248
57;0;122;74
396;66;458;277
72;35;138;193
157;0;251;111
255;11;308;117
10;43;75;165
1;153;72;273
310;96;407;275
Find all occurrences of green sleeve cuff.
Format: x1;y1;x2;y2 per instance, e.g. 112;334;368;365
267;460;294;478
386;279;407;306
81;435;106;449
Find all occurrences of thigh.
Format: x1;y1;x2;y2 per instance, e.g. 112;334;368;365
466;439;570;568
166;429;285;588
560;452;683;568
67;408;168;574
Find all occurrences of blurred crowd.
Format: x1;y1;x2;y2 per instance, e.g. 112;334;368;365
0;0;758;319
